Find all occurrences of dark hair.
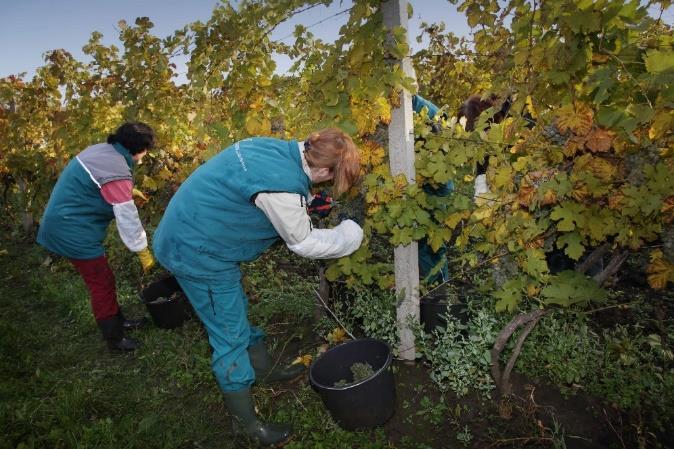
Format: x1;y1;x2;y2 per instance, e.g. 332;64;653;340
107;122;156;154
459;94;513;176
457;94;512;132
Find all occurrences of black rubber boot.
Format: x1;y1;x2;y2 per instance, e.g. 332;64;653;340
97;316;139;352
222;388;292;446
117;309;147;331
248;341;306;384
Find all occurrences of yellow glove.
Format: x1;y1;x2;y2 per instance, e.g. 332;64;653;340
137;247;155;273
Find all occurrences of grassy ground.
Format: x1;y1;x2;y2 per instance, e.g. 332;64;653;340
2;228;672;449
0;231;405;449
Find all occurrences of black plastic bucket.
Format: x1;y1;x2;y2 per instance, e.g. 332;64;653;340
309;338;395;430
140;276;192;329
420;297;469;334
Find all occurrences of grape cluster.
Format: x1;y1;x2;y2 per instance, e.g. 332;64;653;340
542;124;569;146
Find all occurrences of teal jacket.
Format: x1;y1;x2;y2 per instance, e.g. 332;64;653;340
153;137;312;282
412;94;440;120
412;95;454;195
37;143;134;260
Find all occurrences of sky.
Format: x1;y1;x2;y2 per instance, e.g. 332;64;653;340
0;0;471;82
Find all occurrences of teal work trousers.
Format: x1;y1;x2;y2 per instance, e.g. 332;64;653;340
176;276;265;392
419;239;449;284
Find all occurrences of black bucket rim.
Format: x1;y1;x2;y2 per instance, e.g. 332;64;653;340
139;274;182;305
145;295;180;306
309;338;392;392
419;294;466;306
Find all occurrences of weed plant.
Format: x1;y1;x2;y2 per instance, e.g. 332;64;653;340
514;307;674;444
513;311;599;390
414;296;502;398
330;285;399;350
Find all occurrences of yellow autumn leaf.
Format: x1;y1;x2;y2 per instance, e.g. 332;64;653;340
556;102;594;136
571;183;590;201
646;253;674;290
472;204;495;220
565;135;587;157
527;283;541;297
525;237;544;249
661;196;674;223
375;96;392;125
608;192;624;209
291;354;313;367
541;189;558;206
371;145;385;166
132;188;149;202
648;110;674;140
327;327;348;344
525;95;538;119
158;166;172;181
649;249;664;262
444;211;468;229
368;204;381;215
141;175;158;191
591;52;610;63
244;112;271;136
393;174;408;190
360;140;386;167
518;184;536;207
586;156;618;182
353;106;376;135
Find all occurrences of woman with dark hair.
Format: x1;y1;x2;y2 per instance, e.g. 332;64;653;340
152;129;363;446
37;122;156;352
457;94;512;200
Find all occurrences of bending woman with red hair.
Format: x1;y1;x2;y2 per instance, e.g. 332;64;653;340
152;129;363;446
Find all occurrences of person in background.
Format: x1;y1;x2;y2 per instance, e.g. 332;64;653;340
37;122;156;352
152;129;363;446
457;94;512;200
458;94;589;274
413;94;452;286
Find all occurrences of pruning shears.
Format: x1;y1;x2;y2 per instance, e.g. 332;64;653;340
308;191;338;218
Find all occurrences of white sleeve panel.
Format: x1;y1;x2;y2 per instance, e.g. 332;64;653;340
287;219;363;260
112;200;148;252
254;192;312;246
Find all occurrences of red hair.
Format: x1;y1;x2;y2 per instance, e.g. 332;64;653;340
304;128;360;195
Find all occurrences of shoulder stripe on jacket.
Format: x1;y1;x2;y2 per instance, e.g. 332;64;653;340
76;156;102;189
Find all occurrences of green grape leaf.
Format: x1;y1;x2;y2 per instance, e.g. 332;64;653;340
541;271;607;307
550;203;583;231
493;276;526;312
556;232;585;260
644;50;674;75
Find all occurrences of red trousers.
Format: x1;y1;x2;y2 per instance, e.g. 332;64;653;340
70;255;119;321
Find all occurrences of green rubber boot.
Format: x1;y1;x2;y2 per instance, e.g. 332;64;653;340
248;341;306;384
222;388;292;446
